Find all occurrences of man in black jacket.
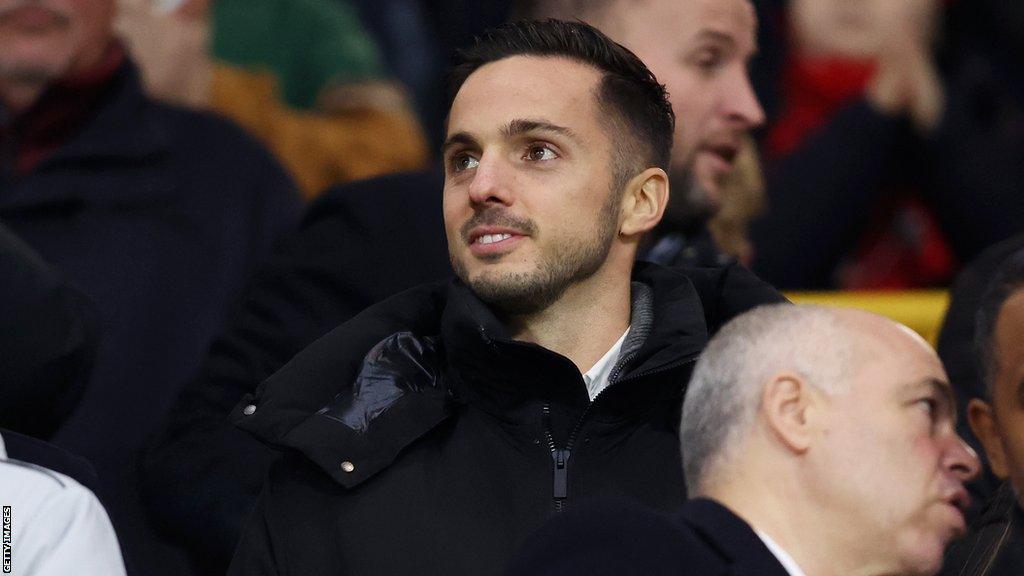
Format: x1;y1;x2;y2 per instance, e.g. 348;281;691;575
510;304;979;576
142;1;770;571
942;249;1024;576
227;20;783;575
1;1;300;574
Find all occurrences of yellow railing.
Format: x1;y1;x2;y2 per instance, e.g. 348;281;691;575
785;290;950;345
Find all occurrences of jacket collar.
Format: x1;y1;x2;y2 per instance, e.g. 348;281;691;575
233;282;451;488
679;498;791;576
234;263;712;487
439;262;709;412
42;58;169;165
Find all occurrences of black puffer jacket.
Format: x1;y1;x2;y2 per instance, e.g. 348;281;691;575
228;263;784;576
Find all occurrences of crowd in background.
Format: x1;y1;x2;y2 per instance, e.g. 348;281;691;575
115;0;1024;288
2;0;1023;575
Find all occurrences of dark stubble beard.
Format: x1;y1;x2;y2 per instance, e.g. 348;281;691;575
451;187;622;316
660;167;714;230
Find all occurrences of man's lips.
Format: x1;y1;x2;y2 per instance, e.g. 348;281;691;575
466;227;525;256
699;144;739;166
0;6;69;30
947;487;971;515
941;488;972;536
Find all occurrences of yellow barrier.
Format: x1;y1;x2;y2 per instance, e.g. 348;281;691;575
785;290;950;345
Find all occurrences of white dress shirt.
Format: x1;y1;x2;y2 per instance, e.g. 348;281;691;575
755;529;808;576
0;433;127;576
582;327;630;401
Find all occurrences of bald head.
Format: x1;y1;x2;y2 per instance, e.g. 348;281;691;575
680;304;934;494
681;304;978;576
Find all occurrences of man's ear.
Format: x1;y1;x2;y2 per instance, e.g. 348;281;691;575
762;374;816;454
619;167;668;237
968;398;1010;479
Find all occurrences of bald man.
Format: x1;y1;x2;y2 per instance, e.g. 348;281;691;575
509;304;980;576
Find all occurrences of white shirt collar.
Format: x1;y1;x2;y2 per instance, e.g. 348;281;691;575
582;327;629;401
754;529;807;576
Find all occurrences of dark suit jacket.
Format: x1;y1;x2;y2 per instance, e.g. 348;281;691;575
2;60;300;576
506;498;791;576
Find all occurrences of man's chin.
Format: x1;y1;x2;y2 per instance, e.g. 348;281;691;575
469;280;558;316
0;48;72;84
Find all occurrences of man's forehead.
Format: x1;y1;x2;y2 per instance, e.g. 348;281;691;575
836;310;946;383
447;56;603;135
612;0;756;40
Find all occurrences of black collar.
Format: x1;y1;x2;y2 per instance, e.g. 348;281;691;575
439;263;710;414
680;498;792;576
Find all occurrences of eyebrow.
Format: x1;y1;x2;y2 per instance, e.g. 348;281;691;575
692;29;758;59
442;118;581;156
694;30;737;48
441;132;480;156
502;119;580;142
905;378;958;421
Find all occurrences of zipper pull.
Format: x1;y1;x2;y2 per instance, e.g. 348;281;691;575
551;448;571;499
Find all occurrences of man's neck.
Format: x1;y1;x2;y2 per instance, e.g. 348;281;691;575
710;479;899;576
503;271;632;374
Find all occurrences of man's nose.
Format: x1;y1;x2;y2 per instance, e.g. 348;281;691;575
945;436;981;483
725;73;766;129
467;155;514;206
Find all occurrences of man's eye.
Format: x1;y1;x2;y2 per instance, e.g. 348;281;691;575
525;145;557;162
692;47;725;70
451;154;479;172
916;398;939;422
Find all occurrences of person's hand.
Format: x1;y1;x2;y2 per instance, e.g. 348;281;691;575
865;0;944;132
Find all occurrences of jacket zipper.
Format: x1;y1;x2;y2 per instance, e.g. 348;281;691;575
543;402;589;512
541;354;699;512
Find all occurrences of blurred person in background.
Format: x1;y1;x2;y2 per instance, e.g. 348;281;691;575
941;249;1024;576
749;0;1024;289
706;135;766;266
0;222;96;438
348;0;512;148
116;0;430;198
937;235;1024;504
522;0;767;268
0;0;301;574
0;221;120;574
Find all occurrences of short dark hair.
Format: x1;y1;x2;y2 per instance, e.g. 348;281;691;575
447;19;675;188
975;248;1024;399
